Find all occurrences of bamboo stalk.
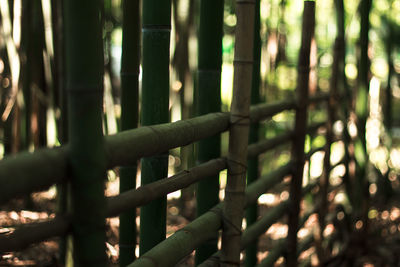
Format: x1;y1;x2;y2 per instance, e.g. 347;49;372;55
107;158;227;217
354;0;372;234
139;0;171;254
245;2;261;264
0;112;229;204
250;99;296;123
1;160;290;254
286;2;315;266
316;36;340;263
245;162;293;205
0;158;227;252
63;0;107;264
247;131;294;158
0;97;302;204
199;180;319;267
221;1;255;265
308;92;329;105
119;0;140;264
195;0;224;263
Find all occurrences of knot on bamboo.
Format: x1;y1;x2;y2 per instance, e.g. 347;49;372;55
230;113;250;127
227;157;247;176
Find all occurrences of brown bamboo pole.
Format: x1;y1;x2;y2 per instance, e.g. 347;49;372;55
198;202;289;267
316;37;340;262
106;158;227;217
249;99;296;123
308;92;329;105
0;112;229;203
247;131;294;158
0;158;226;252
245;162;293;205
0;92;302;203
286;1;315;266
0;160;289;253
221;0;255;265
199;181;319;267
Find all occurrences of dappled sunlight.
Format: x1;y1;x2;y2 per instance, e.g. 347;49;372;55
266;223;288;240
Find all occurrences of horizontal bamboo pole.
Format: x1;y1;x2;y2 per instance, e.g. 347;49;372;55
250;99;296;123
199;181;318;266
247;131;294;158
127;203;223;267
257;210;316;267
245;162;293;205
241;202;289;248
106;158;227;217
198;202;289;267
0;158;227;252
0;98;299;204
2;158;291;252
0;112;229;204
127;164;295;266
308;92;329;105
0;216;71;252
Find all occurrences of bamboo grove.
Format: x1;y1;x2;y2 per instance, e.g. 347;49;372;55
1;0;400;266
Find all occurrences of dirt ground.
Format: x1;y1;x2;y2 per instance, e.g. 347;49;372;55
2;178;400;266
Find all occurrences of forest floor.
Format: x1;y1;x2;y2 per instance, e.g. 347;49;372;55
2;177;400;266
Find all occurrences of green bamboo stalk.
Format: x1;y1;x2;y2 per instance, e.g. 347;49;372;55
139;0;171;255
354;0;371;230
195;0;224;264
119;0;140;264
64;0;107;265
50;0;68;263
245;1;261;265
221;0;255;264
20;0;32;151
286;2;314;266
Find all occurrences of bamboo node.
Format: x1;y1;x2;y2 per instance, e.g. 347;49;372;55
230;114;250;126
227;157;247;172
236;0;256;5
233;59;253;65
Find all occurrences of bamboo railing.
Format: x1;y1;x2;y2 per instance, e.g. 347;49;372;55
0;1;350;266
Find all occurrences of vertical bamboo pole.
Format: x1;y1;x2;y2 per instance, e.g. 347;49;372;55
286;2;314;267
119;0;140;265
317;37;340;263
64;0;107;265
139;0;171;255
245;1;261;266
195;0;224;264
221;0;255;265
334;0;354;209
354;0;371;232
